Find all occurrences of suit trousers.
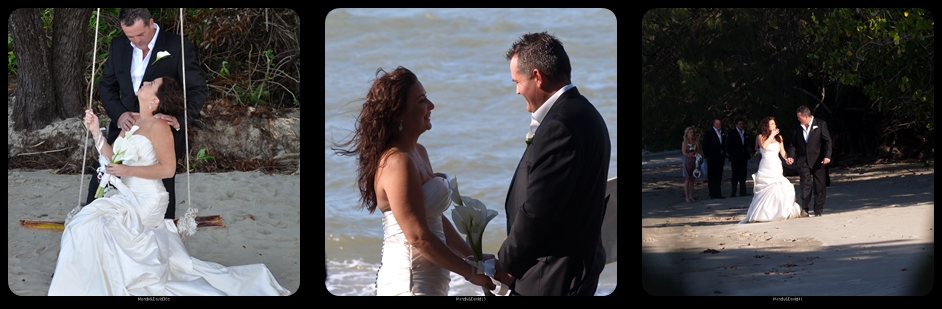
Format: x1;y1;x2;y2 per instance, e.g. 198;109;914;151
707;156;725;198
86;172;176;219
797;159;826;214
730;158;748;195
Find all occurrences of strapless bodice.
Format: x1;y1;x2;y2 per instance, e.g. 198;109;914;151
376;176;453;295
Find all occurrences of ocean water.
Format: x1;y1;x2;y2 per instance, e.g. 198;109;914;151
324;8;618;296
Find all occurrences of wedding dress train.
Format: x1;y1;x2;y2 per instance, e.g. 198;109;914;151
48;126;290;295
739;140;802;223
375;177;452;296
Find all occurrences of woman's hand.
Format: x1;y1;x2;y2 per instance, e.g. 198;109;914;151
470;274;496;290
106;163;131;177
772;128;780;136
84;109;100;134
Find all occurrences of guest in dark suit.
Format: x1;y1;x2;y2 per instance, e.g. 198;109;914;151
494;32;610;296
702;118;726;199
87;8;207;219
786;106;832;217
726;118;751;197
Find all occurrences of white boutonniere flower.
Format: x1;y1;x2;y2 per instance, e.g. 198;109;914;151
812;125;819;131
151;51;171;65
525;132;534;148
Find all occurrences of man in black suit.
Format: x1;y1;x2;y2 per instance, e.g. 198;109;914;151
726;118;751;197
702;118;727;199
786;106;832;217
494;32;610;296
87;8;207;220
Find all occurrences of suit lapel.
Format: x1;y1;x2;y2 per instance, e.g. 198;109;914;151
144;28;169;81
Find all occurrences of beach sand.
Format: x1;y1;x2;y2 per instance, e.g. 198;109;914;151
642;151;934;296
7;170;300;296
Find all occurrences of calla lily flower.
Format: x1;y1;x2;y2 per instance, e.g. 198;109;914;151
447;174;501;295
152;51;171;65
448;175;463;206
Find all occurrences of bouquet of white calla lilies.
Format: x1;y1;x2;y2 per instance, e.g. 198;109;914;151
446;175;505;295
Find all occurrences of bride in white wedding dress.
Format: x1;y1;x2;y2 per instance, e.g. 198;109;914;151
739;117;802;224
48;77;289;295
332;67;495;295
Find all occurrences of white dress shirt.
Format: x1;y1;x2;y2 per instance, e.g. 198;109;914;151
130;23;161;94
529;84;575;135
801;116;814;142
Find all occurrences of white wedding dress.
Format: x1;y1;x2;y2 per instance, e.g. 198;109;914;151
375;177;452;296
739;140;802;223
48;127;289;295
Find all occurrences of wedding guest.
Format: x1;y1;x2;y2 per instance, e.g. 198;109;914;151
702;118;726;199
726;118;751;197
681;126;701;203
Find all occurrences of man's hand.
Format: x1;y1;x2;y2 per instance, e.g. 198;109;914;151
493;260;515;286
822;157;830;165
786;157;794;165
117;112;140;132
154;113;180;131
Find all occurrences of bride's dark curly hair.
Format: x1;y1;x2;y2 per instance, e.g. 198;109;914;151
153;76;185;118
332;67;417;214
759;116;784;144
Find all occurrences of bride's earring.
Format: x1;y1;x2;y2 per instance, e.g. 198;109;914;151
399;119;403;132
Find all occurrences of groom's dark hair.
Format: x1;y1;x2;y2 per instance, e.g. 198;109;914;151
119;8;152;27
797;105;812;117
505;31;572;84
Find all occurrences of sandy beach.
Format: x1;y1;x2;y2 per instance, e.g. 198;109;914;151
641;151;934;296
7;170;300;296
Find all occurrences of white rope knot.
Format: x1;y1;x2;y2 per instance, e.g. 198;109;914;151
177;207;198;239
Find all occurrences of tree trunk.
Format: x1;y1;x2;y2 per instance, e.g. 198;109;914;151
52;8;92;119
10;8;57;131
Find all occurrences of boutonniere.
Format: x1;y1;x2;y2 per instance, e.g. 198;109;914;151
812;125;819;131
151;51;171;65
525;132;534;148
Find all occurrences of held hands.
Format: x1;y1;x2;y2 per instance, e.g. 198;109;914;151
786;157;794;165
492;256;515;286
467;253;497;290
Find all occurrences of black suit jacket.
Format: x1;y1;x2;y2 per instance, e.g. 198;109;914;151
99;26;207;159
787;117;832;169
702;127;726;160
725;128;750;162
498;87;610;296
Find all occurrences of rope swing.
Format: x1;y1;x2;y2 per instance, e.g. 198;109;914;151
176;8;198;239
62;8;199;239
19;8;226;233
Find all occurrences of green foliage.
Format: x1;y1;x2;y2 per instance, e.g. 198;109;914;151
8;36;17;75
803;8;933;135
643;8;933;156
190;148;215;170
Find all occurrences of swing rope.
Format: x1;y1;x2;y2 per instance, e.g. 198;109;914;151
68;8;197;240
68;8;102;224
176;8;197;239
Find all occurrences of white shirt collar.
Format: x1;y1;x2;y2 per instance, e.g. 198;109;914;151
803;116;815;130
529;84;575;135
130;23;160;93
